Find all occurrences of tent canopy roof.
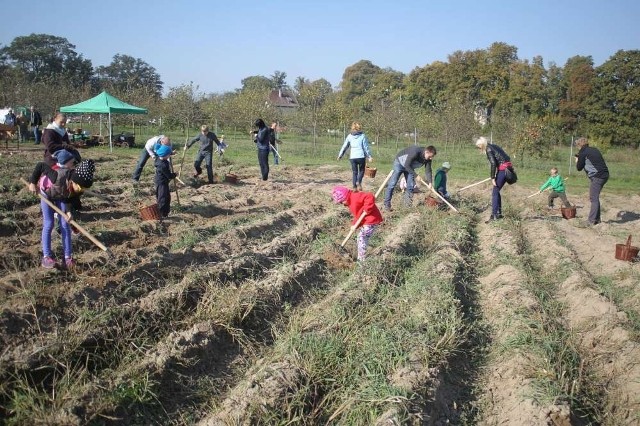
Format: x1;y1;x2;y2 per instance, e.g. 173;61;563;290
60;91;147;114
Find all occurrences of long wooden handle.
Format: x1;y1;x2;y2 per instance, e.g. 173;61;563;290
418;176;459;213
21;178;109;252
526;191;542;199
341;211;366;247
457;177;491;192
177;141;188;178
340;170;393;247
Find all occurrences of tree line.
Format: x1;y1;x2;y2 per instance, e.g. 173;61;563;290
1;34;638;156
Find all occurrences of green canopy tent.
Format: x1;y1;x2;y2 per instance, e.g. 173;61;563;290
60;91;148;152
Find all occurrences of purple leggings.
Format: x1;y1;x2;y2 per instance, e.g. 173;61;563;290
41;198;72;258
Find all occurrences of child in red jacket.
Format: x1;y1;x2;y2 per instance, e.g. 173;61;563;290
332;186;383;261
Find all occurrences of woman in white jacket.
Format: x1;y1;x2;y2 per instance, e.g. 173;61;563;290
337;122;373;191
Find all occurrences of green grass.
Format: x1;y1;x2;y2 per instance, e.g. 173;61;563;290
50;127;640;195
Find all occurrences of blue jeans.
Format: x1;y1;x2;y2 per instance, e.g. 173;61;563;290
41;198;72;258
132;149;152;181
33;126;40;144
491;170;507;217
384;161;416;208
350;158;366;188
194;150;214;183
588;176;607;224
271;146;279;165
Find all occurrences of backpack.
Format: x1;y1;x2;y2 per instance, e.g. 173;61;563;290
504;166;518;185
43;167;74;200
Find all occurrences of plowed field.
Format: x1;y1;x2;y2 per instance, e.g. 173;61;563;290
1;148;638;425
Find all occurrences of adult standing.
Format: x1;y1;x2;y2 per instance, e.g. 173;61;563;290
269;122;280;165
42;112;80;167
184;125;222;184
4;109;16;126
383;145;437;211
132;135;169;182
17;113;29;144
337;122;373;192
253;118;271;181
30;105;43;144
475;136;511;223
575;137;609;225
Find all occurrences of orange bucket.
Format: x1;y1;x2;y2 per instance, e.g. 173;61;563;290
561;206;576;219
364;167;377;178
615;235;639;261
139;203;161;221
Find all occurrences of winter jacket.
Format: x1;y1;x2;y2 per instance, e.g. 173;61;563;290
434;168;448;195
29;162;80;203
29;110;42;127
540;175;566;193
42;124;80;166
484;144;511;178
255;126;271;151
338;132;372;160
187;131;221;153
154;158;176;186
576;146;609;179
345;190;383;227
394;145;433;184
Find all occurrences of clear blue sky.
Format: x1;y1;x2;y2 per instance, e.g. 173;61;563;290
2;0;638;95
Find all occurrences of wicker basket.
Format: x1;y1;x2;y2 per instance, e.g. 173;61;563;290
364;167;377;178
560;206;576;219
425;196;441;207
615;235;639;261
224;173;238;184
139;203;161;221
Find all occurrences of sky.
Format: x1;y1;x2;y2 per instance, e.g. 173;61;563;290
1;0;638;95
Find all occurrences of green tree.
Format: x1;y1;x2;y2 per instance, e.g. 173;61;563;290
587;50;640;147
270;71;288;89
162;82;204;138
240;75;272;92
96;54;163;98
0;33;92;86
340;60;382;104
558;55;595;132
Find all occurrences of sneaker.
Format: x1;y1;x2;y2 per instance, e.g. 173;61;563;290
357;184;363;192
384;204;393;212
193;172;201;178
485;215;501;224
41;256;56;269
64;257;76;269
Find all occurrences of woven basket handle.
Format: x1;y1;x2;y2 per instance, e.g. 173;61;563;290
627;235;632;249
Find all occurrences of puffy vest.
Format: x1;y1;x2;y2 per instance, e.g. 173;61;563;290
41;167;74;200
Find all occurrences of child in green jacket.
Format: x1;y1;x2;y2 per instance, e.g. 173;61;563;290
540;167;571;209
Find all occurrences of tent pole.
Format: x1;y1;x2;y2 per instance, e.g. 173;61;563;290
109;112;113;153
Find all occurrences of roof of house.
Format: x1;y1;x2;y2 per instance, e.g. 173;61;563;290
268;89;298;108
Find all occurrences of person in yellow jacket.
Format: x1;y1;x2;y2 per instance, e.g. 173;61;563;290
540;167;571;209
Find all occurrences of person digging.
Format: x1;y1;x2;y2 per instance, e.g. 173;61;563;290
184;125;223;184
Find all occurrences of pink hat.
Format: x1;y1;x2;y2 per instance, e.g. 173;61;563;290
331;186;350;203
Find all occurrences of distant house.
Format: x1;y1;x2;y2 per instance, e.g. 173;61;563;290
268;88;298;114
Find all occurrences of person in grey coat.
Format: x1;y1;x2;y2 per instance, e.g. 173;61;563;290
383;145;436;210
337;122;373;191
184;125;222;184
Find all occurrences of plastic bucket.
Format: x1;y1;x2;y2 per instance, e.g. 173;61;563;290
561;206;576;219
364;167;377;178
225;173;238;184
615;236;639;261
140;203;161;221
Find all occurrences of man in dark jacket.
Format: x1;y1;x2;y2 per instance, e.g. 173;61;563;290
254;118;271;181
184;125;222;184
383;145;436;210
30;105;43;144
575;137;609;225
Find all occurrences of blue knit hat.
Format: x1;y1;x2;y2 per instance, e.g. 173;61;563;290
53;149;75;166
155;144;172;158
